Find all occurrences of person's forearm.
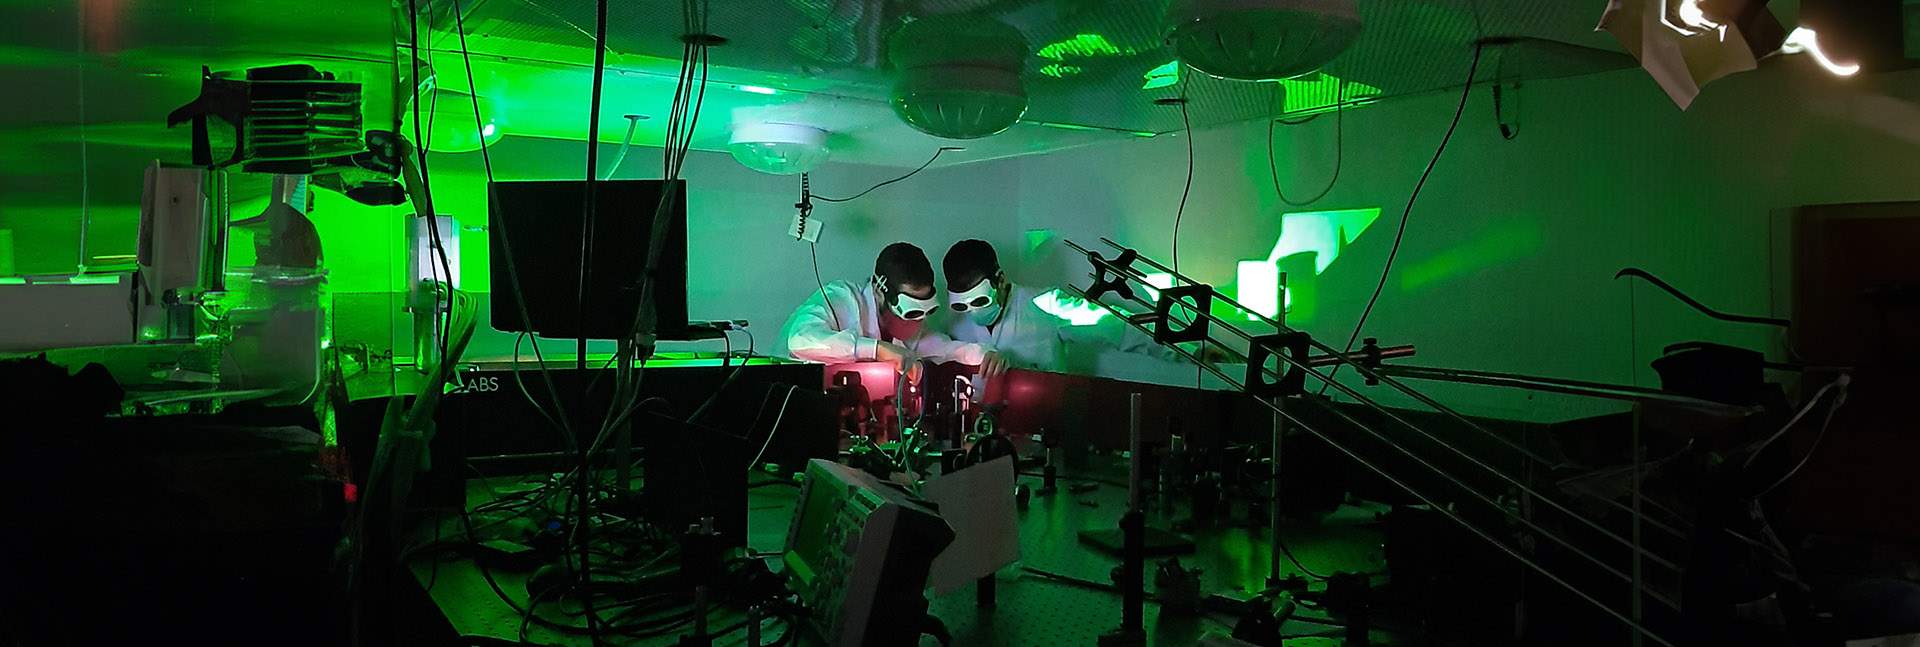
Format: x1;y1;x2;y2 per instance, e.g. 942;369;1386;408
787;330;881;363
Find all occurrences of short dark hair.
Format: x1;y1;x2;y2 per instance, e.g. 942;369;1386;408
874;242;935;293
942;239;999;289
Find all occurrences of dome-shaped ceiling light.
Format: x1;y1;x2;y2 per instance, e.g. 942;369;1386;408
728;122;830;175
1166;0;1361;82
887;15;1030;140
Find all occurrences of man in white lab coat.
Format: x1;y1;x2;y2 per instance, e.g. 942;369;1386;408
780;242;992;375
937;239;1204;375
937;239;1061;373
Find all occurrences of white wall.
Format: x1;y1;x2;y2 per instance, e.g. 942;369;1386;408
1006;57;1920;421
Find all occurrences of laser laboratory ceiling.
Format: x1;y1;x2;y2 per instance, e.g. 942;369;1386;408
0;0;1641;171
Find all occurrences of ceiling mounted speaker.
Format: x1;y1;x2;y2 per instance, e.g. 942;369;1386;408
1166;0;1362;81
728;123;830;175
887;15;1030;140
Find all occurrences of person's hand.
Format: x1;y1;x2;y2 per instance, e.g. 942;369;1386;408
979;351;1011;378
874;341;923;382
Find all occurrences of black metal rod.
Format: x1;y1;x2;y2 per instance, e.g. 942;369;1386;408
1073;239;1566;469
1082;301;1677;645
1096;237;1277;326
1377;365;1750;414
1066;285;1687;594
1121;393;1145;633
1063;285;1680;574
1306;345;1417;367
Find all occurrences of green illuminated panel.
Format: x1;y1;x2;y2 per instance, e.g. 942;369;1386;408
1278;73;1382;115
1033;289;1110;326
1231;208;1383;320
1040;63;1086;79
1038;34;1127;61
1237;260;1280;319
1142;60;1180;90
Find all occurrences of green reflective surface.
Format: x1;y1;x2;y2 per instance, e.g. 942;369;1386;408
1033;288;1111;326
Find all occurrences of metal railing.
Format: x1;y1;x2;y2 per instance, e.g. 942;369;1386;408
1064;238;1760;647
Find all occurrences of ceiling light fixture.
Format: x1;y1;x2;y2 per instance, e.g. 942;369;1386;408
739;85;779;95
887;15;1030;140
1165;0;1362;82
728;122;830;175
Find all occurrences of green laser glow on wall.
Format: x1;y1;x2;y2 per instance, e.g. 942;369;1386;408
1033;209;1382;327
1233;207;1381;320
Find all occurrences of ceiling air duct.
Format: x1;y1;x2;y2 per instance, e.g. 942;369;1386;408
1166;0;1362;81
887;15;1030;140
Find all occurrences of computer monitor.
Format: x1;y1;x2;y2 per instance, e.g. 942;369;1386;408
487;179;688;340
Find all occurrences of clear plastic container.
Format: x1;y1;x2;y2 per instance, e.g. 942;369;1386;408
209;266;330;405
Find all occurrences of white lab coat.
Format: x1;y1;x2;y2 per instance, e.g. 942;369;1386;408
780;279;988;365
939;283;1183;373
938;284;1064;371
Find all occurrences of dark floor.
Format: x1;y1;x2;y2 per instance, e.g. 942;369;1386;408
409;469;1399;646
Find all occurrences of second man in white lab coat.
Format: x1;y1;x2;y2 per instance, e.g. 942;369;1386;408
937;239;1208;375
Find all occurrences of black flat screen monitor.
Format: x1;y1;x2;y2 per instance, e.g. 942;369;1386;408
488;179;688;340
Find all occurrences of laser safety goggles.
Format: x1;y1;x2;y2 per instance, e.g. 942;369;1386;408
947;274;1000;312
874;274;939;321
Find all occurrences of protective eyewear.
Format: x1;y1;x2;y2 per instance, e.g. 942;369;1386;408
948;276;998;313
875;275;939;321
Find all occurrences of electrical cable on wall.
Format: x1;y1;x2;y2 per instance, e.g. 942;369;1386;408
796;173;842;330
1320;44;1486;394
813;147;963;203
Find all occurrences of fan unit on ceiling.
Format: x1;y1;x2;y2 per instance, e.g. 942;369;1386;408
887;15;1030;140
1166;0;1362;82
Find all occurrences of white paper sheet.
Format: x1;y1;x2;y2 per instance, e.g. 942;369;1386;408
922;455;1022;596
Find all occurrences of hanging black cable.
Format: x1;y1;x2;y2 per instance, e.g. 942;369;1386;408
405;0;455;366
1493;81;1519;140
1167;90;1195;275
813;147;963;203
569;0;612;640
1615;267;1792;327
451;0;576;449
1269;79;1345;207
1321;44;1485;394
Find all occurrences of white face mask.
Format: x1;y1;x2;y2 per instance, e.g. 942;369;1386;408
948;276;1003;326
875;275;938;321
